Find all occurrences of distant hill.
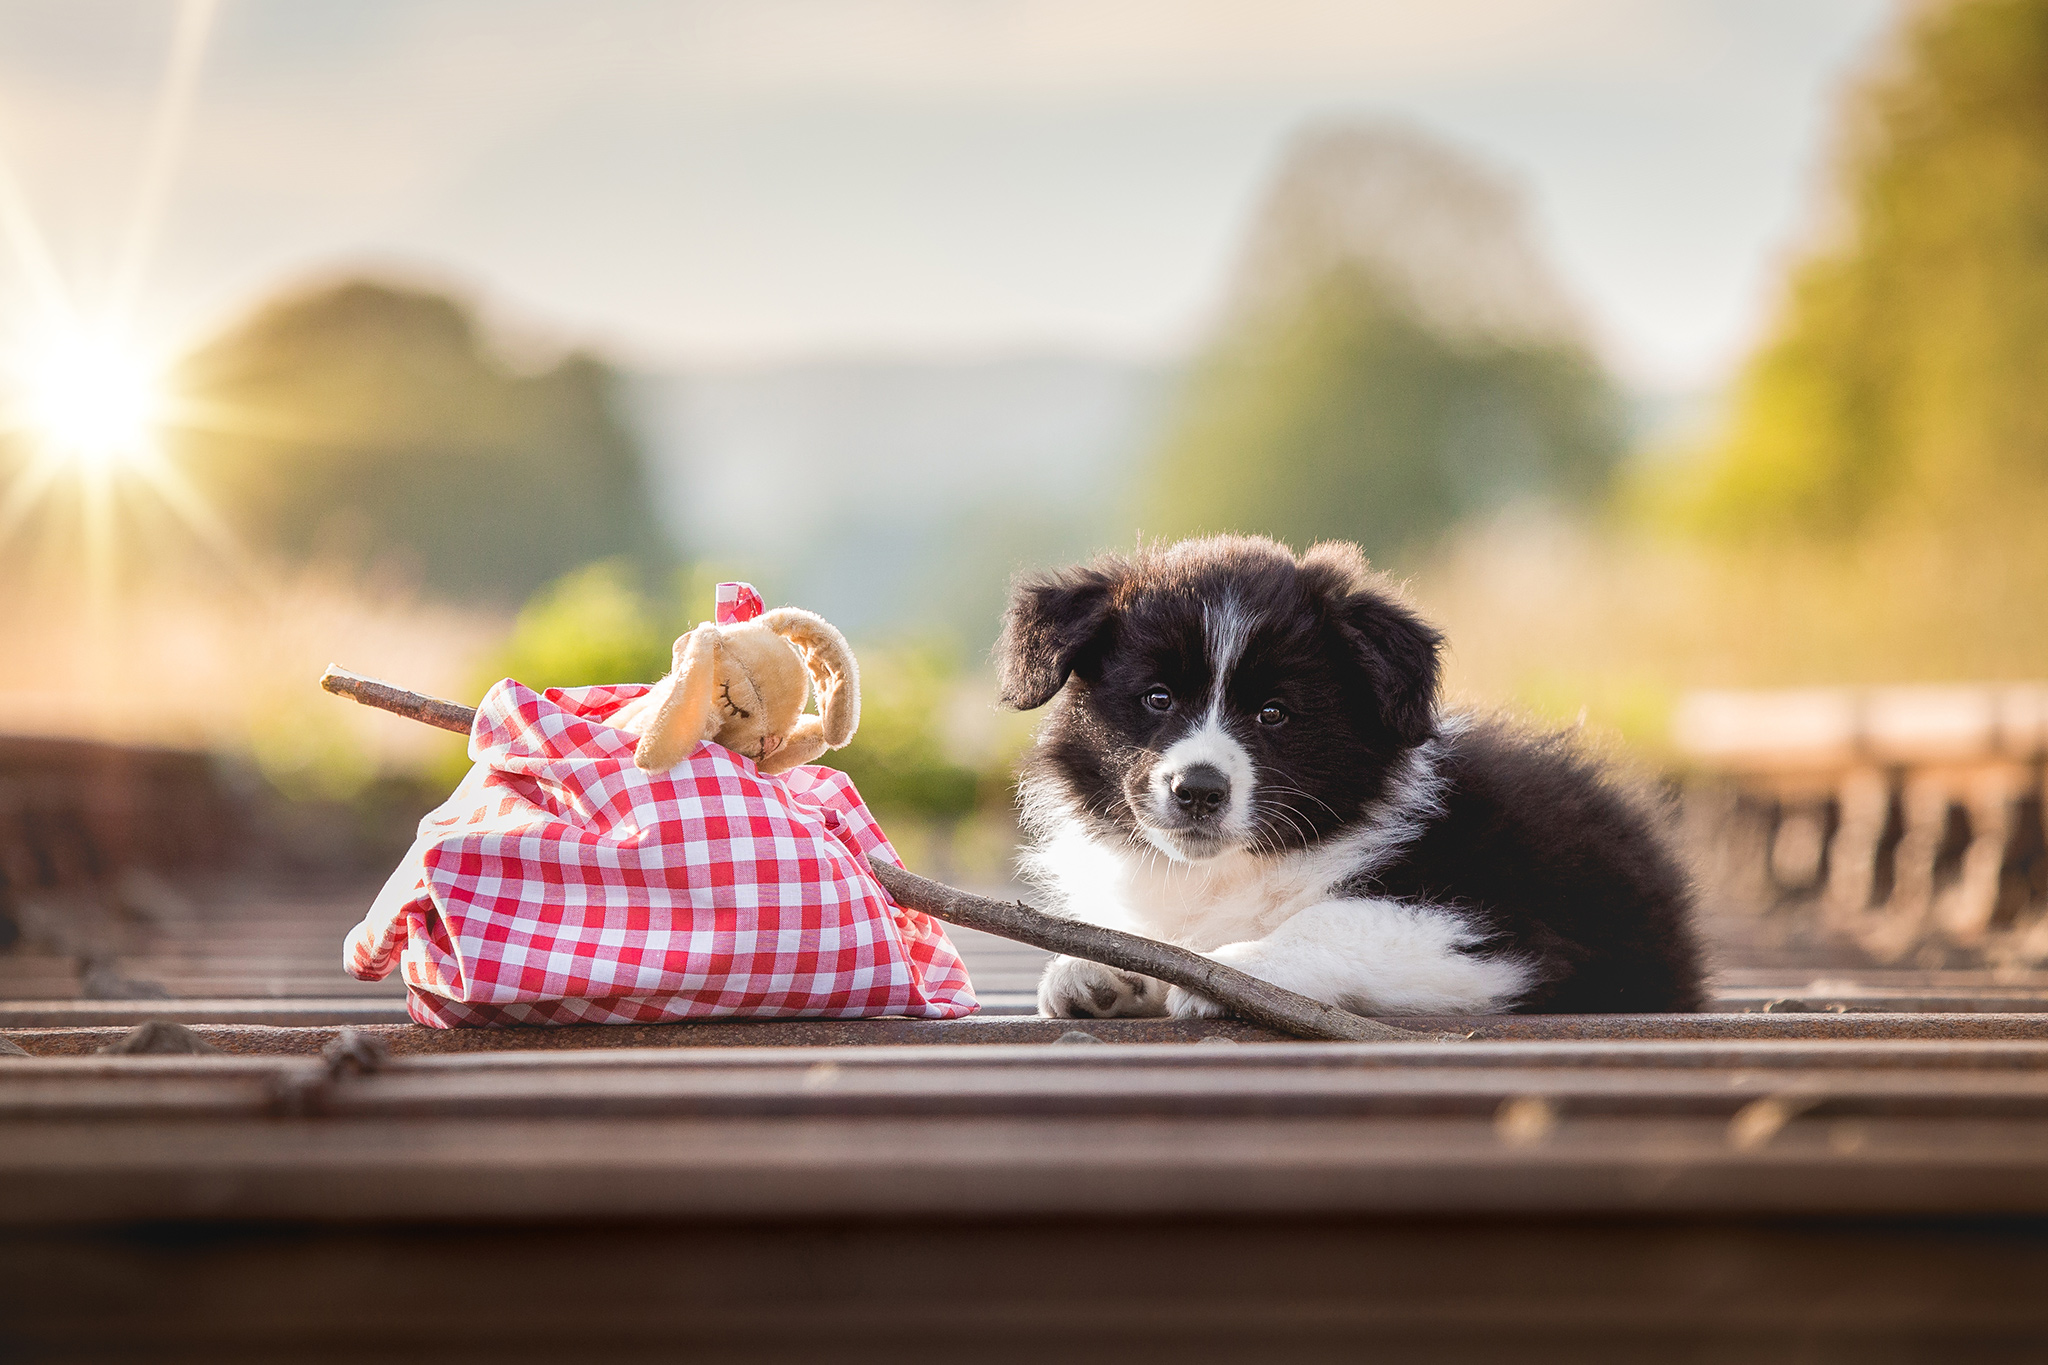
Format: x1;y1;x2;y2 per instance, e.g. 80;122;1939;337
169;279;673;602
1226;123;1584;350
626;353;1169;647
1142;122;1625;560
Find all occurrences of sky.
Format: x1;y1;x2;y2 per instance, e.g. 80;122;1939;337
0;0;1896;389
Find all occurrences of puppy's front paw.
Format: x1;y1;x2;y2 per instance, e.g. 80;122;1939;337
1165;985;1229;1019
1165;940;1266;1020
1039;955;1168;1019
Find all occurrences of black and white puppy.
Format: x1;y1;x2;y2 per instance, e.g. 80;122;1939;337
999;535;1704;1019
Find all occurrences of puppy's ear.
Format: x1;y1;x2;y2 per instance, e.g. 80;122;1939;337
1340;594;1443;747
996;561;1124;710
1305;542;1442;748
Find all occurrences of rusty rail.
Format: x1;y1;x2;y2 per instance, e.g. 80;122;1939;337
9;1033;2048;1223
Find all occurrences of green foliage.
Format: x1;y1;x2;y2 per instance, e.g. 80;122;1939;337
475;562;1000;820
477;558;766;692
248;694;384;801
813;642;986;820
482;559;677;696
1684;0;2048;535
1439;1;2048;742
168;278;673;602
1141;266;1624;559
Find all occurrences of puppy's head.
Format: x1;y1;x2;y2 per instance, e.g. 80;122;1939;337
1000;535;1441;862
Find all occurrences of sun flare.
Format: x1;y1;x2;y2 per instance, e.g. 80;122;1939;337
10;325;165;472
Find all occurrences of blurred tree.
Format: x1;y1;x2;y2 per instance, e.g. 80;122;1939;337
1682;0;2048;535
1142;124;1625;558
1149;267;1621;555
168;278;673;601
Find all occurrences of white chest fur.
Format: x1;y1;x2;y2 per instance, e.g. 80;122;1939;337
1021;736;1450;950
1023;822;1392;949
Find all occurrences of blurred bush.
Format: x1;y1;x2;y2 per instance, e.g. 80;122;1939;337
167;277;674;603
471;562;1018;823
481;559;680;697
812;641;987;821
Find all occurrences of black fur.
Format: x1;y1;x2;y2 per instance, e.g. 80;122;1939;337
999;534;1705;1014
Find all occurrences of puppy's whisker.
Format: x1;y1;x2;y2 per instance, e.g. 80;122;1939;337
1250;797;1314;850
1257;777;1342;823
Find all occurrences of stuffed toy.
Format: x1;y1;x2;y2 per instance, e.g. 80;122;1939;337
613;582;860;775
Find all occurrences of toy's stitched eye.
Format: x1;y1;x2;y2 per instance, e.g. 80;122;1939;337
1256;702;1288;726
1142;687;1174;713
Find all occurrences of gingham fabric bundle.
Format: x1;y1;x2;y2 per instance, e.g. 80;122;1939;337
343;677;977;1028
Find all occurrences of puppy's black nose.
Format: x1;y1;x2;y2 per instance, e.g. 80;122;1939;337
1170;764;1229;818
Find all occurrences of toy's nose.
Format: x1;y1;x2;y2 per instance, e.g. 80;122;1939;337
1169;764;1229;819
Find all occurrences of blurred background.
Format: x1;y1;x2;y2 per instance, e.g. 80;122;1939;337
4;0;2048;1000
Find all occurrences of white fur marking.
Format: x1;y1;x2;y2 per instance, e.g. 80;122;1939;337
1145;718;1256;855
1165;896;1533;1017
1133;596;1259;858
1021;724;1456;951
1202;596;1253;694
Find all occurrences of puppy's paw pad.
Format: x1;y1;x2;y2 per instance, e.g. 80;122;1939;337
1039;957;1167;1019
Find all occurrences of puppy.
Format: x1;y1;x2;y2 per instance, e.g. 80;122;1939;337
1000;535;1704;1019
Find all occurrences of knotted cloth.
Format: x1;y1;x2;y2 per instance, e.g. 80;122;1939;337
713;580;766;624
343;678;977;1027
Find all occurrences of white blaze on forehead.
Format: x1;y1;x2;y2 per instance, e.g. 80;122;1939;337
1138;594;1258;858
1201;595;1253;715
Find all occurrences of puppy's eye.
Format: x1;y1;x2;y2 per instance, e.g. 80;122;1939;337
1256;702;1289;727
1141;687;1174;713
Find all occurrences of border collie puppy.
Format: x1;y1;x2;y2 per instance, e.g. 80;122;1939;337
1000;535;1704;1019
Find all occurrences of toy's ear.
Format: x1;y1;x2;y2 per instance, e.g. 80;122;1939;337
633;625;722;771
996;560;1124;710
1303;542;1442;749
760;607;859;749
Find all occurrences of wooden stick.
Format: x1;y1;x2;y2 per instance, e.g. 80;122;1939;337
865;860;1441;1043
320;666;477;735
321;665;1448;1043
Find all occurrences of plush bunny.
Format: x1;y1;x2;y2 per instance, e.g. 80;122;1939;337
612;584;860;775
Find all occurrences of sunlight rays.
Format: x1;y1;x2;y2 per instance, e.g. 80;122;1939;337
0;123;68;330
0;0;250;599
109;0;220;326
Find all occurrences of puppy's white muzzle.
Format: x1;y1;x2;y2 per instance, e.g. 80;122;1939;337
1137;719;1256;860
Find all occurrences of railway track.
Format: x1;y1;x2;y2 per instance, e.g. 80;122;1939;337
7;730;2048;1360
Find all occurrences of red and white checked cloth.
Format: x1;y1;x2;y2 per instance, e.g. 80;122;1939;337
343;678;977;1027
714;580;765;624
